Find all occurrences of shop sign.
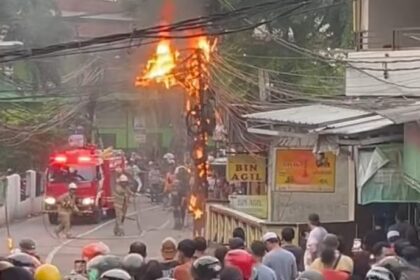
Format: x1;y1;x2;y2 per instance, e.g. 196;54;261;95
227;155;266;182
229;195;268;219
275;149;335;192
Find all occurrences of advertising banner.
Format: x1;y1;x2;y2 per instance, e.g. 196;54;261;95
275;149;335;192
229;195;268;219
227;155;266;182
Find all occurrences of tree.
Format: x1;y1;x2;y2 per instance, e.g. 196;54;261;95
210;0;353;97
0;0;72;91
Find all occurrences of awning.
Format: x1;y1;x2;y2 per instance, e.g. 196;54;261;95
357;144;420;204
245;103;420;137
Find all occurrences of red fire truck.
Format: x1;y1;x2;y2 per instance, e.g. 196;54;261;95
43;146;125;224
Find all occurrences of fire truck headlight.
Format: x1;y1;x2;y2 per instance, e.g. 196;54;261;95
82;197;95;206
44;197;56;205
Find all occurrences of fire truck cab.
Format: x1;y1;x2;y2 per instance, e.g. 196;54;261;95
44;146;124;224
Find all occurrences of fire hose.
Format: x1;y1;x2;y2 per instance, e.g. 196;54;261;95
41;195;143;241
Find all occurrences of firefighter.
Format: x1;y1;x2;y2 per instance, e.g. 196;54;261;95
113;174;131;236
55;182;79;238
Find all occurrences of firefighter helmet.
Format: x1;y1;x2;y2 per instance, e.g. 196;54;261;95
68;183;78;190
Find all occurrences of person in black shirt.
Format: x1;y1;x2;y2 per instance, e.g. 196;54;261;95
171;181;187;229
159;237;179;278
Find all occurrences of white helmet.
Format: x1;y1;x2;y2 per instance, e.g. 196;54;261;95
68;183;78;190
119;175;129;182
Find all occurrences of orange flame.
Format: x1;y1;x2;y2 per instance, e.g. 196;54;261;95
189;194;204;220
136;39;179;89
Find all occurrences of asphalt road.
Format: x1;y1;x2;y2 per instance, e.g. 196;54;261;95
0;196;191;274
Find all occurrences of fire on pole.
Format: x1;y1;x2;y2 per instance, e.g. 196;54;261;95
136;35;216;236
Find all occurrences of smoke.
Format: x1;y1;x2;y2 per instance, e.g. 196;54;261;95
133;0;206;28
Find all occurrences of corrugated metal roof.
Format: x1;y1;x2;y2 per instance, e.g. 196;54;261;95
318;118;394;135
376;103;420;124
244;105;371;126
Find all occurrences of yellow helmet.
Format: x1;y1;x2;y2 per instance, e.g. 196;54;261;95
34;264;61;280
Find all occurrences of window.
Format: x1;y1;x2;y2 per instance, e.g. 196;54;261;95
48;165;96;183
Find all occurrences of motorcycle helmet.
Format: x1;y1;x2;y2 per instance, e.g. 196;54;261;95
191;256;222;280
122;253;144;276
100;268;131;280
82;242;110;261
34;264;61;280
87;255;122;280
7;252;41;268
224;249;254;280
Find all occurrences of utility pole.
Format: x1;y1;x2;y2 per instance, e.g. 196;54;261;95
258;68;270;101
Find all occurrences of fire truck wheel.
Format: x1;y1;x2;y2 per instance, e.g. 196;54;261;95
48;213;59;225
91;207;102;224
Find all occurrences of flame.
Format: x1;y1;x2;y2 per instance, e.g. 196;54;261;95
189;194;204;220
136;39;179;89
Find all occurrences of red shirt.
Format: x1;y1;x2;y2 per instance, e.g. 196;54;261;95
322;269;350;280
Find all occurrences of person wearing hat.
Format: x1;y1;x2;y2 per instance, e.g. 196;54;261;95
19;239;41;261
262;232;297;280
55;182;79;238
113;174;133;236
159;237;179;278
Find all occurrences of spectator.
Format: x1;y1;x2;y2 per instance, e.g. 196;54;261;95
225;249;254;280
129;242;147;259
262;232;297;280
371;242;393;264
229;238;245;250
1;267;33;280
143;260;163;280
122;254;144;278
401;246;420;266
250;241;277;280
193;237;207;259
214;246;229;266
159;237;178;278
305;213;328;269
18;239;40;261
387;231;401;245
233;227;246;242
281;227;304;272
173;239;195;280
318;247;350;280
309;234;353;274
364;217;387;254
296;270;324;280
220;266;243;280
388;208;419;247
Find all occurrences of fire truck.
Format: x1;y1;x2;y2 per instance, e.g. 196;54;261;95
43;146;125;224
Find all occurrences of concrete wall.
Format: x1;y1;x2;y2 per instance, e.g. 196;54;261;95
346;49;420;96
0;171;43;225
269;146;355;224
364;0;420;49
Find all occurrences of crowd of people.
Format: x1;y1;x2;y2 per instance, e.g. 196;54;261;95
2;210;420;280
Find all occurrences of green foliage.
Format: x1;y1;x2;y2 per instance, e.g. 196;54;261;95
0;0;72;90
213;0;353;97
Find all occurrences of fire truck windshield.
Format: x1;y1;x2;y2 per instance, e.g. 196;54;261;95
48;165;96;183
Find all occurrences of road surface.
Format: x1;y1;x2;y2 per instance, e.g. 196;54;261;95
0;196;191;273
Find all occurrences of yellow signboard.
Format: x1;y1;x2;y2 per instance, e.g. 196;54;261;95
229;195;268;219
275;149;335;192
227;155;266;182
